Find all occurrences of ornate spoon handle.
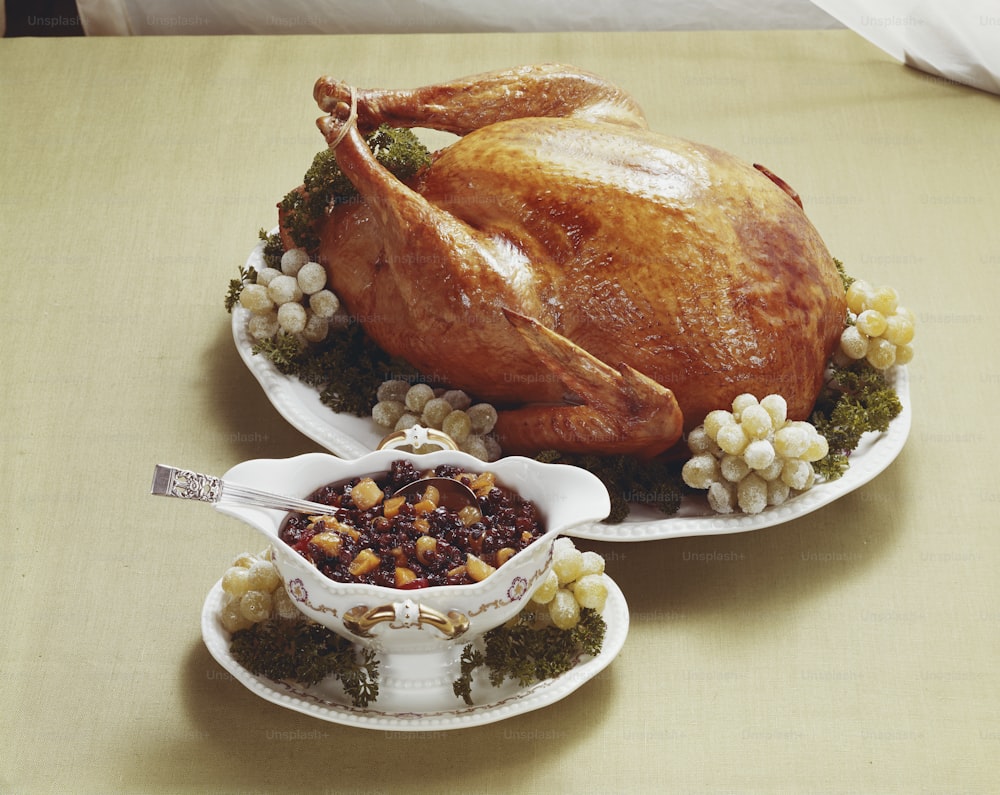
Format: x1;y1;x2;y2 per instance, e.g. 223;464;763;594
150;464;338;516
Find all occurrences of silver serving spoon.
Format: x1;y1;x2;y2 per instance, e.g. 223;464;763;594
391;476;479;511
150;464;342;516
150;464;479;515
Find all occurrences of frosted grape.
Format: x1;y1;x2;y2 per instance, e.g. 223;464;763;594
247;311;279;340
372;400;406;428
846;279;871;314
458;434;489;461
740;404;773;440
549;588;581;629
883;315;915;346
856;309;888;338
866;337;897;369
580;550;606;577
840;325;869;360
802;433;829;463
309;289;340;319
716;422;749;456
442;389;472;410
255;267;282;287
552;542;584;585
377;380;410;403
682;454;719;490
222;566;251;597
767;478;790;506
239;283;274;313
302;311;329;343
404;383;435;413
703;409;734;440
277;301;307;334
482;435;502;462
720;454;750;483
220;599;253;633
686;426;714;454
239;590;272;623
442;410;472;443
394;412;421;431
467;403;498;434
868;285;899;315
267;274;303;305
296;261;327;294
230;552;257;568
774;425;810;459
744;439;776;471
759;457;784;482
420;397;453;428
760;394;787;428
737;473;768;514
532;569;559;604
573;574;609;611
247;560;282;592
781;459;813;490
707;481;736;514
731;393;759;418
280;248;309;276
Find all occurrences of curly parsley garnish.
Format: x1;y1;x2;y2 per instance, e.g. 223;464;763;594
279;125;431;255
250;322;417;417
811;360;903;480
229;617;379;707
452;608;606;705
259;228;284;269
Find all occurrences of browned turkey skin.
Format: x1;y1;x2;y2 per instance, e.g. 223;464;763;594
279;64;847;458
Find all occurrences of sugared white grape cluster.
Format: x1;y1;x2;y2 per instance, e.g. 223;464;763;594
838;280;915;370
372;379;502;461
239;249;341;343
523;538;609;630
681;393;828;515
218;549;300;633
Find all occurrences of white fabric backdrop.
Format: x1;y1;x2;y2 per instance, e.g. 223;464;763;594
72;0;842;35
813;0;1000;94
7;1;991;95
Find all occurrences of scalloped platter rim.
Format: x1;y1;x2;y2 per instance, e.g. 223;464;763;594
201;575;629;730
233;235;912;541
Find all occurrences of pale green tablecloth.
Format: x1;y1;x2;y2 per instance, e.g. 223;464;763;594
1;30;998;794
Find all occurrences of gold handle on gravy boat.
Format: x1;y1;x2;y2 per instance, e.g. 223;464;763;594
376;425;459;452
343;600;470;640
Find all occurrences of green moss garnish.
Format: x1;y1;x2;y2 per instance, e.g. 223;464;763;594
535;451;683;522
811;359;902;480
453;608;606;705
453;646;485;706
251;323;417;417
365;124;432;182
250;331;304;369
279;124;431;255
258;228;284;269
229;617;379;707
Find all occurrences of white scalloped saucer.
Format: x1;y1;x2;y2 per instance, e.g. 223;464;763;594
201;575;628;730
234;235;912;542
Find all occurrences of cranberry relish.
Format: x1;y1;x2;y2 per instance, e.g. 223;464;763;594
279;459;545;588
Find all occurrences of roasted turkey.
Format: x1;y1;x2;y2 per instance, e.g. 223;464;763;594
280;64;847;458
